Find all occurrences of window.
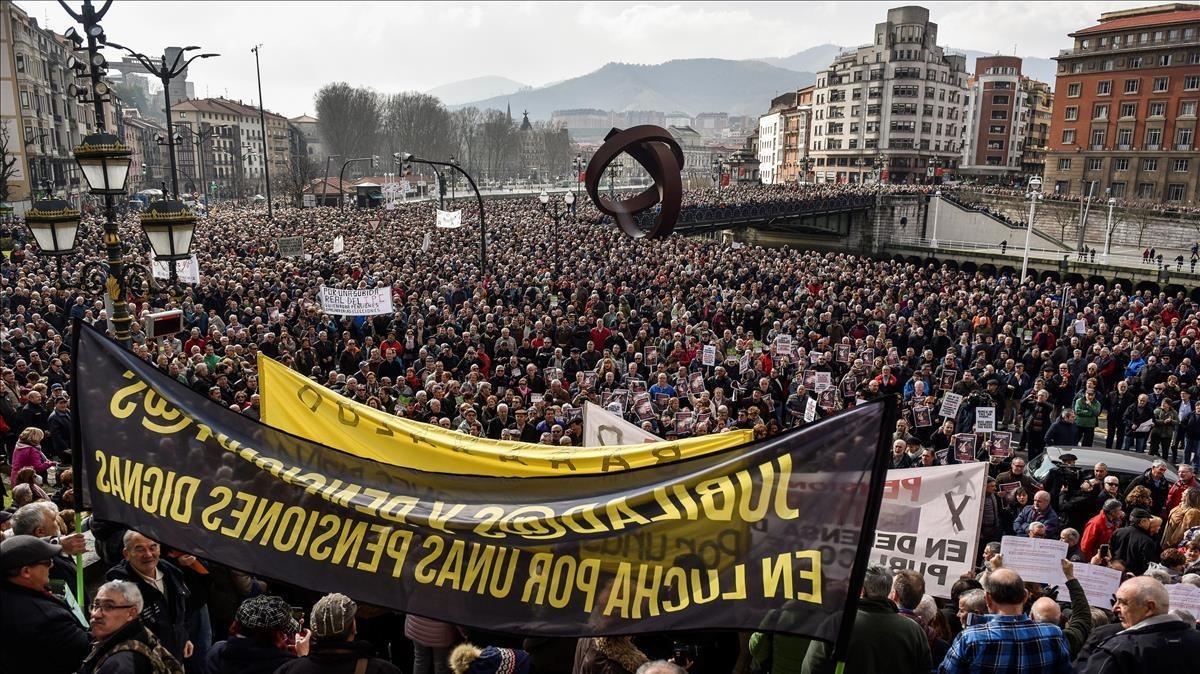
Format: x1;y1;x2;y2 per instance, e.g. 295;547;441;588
1065;106;1079;120
1167;184;1186;201
1178;128;1194;148
1097;80;1112;95
1146;128;1163;148
20;91;29;108
991;110;1007;120
1088;157;1104;170
1186;75;1200;90
1153;76;1169;92
1174;159;1191;172
1181;101;1198;116
1191;52;1200;65
1058;158;1072;170
1062;129;1077;143
1149;102;1167;116
1128;56;1143;67
1124;79;1139;94
1102;59;1114;71
1120;102;1137;117
1068;83;1081;97
1159;54;1171;67
1055;180;1071;194
1142;158;1158;171
1090;129;1106;147
1137;182;1155;199
1117;128;1133;147
15;54;24;73
1093;104;1109;119
992;95;1010;105
989;124;1006;134
1114;158;1129;171
1110;182;1126;197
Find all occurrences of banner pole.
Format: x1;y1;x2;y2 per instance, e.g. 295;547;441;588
831;395;898;669
68;318;85;609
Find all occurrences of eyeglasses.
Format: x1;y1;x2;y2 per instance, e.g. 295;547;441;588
90;601;135;612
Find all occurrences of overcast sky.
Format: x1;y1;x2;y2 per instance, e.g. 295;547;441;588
27;1;1147;118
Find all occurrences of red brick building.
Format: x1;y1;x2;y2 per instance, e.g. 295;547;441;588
1044;3;1200;203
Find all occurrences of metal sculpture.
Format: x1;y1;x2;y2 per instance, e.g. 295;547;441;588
584;125;684;238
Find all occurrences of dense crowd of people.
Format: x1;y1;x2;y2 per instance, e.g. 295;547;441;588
2;182;1200;673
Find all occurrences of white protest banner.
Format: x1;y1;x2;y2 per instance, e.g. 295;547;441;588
939;392;963;419
421;232;431;252
814;371;832;393
331;235;344;254
318;286;394;316
701;345;716;366
804;397;817;423
436;209;463;228
975;407;996;433
1167;583;1200;619
277;236;304;258
872;463;988;597
1049;563;1123;610
1000;536;1069;585
150;253;200;285
582;401;660;447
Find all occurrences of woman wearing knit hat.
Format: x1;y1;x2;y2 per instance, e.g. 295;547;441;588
275;593;402;674
449;643;532;674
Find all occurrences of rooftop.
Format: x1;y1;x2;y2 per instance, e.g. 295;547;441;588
1072;3;1200;36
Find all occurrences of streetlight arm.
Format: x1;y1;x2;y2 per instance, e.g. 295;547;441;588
406;155;487;276
174;52;218;76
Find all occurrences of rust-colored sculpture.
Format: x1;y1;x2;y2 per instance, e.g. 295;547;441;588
584;125;683;238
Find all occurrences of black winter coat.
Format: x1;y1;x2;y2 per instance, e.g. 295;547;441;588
1109;525;1160;576
273;640;402;674
1080;617;1200;674
207;635;296;674
0;580;92;674
106;560;191;659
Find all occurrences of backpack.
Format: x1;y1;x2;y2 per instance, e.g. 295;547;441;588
93;628;185;674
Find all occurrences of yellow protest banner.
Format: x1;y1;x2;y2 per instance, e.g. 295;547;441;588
257;355;751;476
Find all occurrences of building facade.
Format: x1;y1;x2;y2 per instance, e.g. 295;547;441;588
2;1;118;210
289;114;324;161
810;5;968;184
757;109;783;185
122;108;166;192
171;97;291;198
1044;3;1200;202
1021;79;1054;176
959;56;1035;181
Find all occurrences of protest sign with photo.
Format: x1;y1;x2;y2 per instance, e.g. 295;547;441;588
953;433;977;462
913;406;933;428
702;344;717;366
814;371;832;393
988;431;1013;459
940;370;957;391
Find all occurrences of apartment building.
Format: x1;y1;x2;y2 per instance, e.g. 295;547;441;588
959;56;1054;182
810;5;968;184
1044;3;1200;202
757;87;815;184
2;1;119;209
172;97;290;198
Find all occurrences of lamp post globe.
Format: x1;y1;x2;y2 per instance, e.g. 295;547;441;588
74;132;131;195
140;199;197;263
538;190;550;205
24;198;81;256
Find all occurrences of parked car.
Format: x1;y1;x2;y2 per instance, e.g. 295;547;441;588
1029;446;1179;489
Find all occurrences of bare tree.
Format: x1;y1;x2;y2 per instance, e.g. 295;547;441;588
0;124;20;204
315;83;381;160
1127;206;1157;248
1043;201;1078;243
276;154;318;207
478;109;519;181
451;107;482;176
379;92;457;164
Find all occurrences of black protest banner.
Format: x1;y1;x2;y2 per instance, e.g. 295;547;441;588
74;324;887;639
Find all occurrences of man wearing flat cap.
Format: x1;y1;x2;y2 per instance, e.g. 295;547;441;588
0;534;92;673
275;593;401;674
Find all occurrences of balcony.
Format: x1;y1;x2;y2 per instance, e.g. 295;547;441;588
1117;144;1132;150
1146;144;1161;150
1178;143;1193;151
1090;144;1106;150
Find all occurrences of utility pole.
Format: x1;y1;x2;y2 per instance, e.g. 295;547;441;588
252;44;272;219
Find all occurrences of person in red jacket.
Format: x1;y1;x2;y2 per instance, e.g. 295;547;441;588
1081;498;1124;560
1165;464;1197;514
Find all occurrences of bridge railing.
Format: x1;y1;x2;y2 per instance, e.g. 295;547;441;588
634;195;877;229
889;235;1176;271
